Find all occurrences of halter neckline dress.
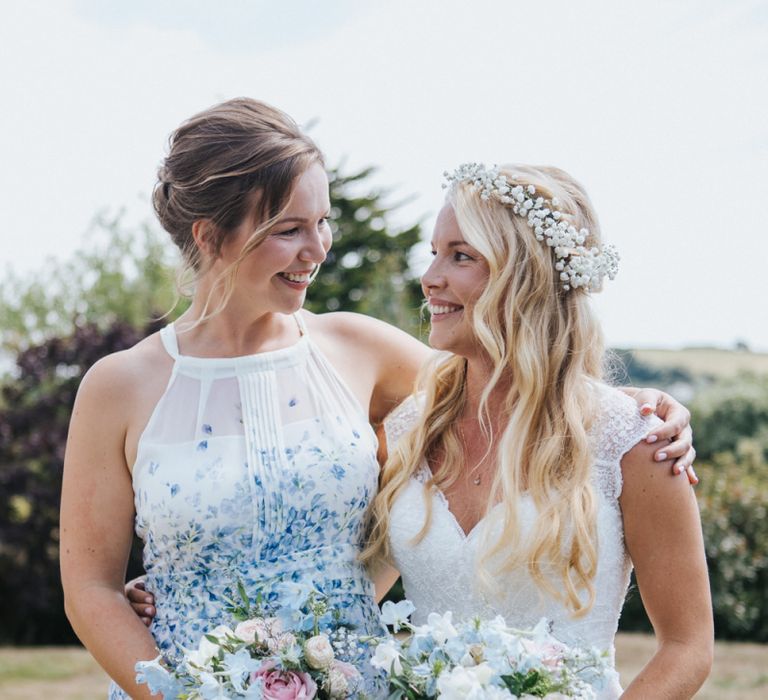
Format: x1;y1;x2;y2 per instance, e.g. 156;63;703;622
108;314;384;698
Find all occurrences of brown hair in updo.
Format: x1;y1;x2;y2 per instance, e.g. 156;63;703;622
153;97;324;312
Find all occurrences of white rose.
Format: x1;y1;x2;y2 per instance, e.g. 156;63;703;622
234;618;267;644
324;666;349;698
304;633;335;670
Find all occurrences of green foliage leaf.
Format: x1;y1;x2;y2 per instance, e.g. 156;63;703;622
501;669;557;696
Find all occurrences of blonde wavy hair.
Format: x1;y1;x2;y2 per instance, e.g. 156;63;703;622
362;164;607;616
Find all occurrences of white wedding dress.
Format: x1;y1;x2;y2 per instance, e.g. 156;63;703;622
385;385;660;699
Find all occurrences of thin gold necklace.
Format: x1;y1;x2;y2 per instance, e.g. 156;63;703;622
458;421;484;486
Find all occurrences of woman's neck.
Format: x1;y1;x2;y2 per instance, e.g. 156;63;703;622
177;299;299;357
462;356;512;428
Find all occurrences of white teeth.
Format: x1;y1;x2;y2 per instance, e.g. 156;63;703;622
281;272;311;283
429;304;462;315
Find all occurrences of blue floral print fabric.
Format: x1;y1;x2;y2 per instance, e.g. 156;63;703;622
108;317;383;698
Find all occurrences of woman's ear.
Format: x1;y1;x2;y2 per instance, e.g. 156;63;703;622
191;219;216;258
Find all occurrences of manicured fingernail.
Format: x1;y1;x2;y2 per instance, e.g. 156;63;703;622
655;452;667;461
640;404;654;416
145;607;153;615
145;597;152;604
646;434;658;444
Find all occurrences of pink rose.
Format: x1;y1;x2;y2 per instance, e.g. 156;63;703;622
521;639;566;670
252;660;317;699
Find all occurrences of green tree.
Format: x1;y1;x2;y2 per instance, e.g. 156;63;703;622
0;212;180;354
307;166;424;336
0;320;154;644
690;374;768;461
697;444;768;641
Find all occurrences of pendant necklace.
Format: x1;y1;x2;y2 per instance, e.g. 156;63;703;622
458;421;483;486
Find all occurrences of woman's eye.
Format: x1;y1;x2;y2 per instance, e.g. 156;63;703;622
454;251;473;262
275;228;299;237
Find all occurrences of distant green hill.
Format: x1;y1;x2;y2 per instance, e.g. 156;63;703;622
630;348;768;378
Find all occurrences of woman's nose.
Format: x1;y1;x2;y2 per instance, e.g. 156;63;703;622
421;259;445;295
300;226;329;264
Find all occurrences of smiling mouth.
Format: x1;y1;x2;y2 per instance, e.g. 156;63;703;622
428;303;463;316
277;271;313;284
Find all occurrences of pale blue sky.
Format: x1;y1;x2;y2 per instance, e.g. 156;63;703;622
1;0;766;350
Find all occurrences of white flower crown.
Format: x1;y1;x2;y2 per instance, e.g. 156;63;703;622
443;162;619;292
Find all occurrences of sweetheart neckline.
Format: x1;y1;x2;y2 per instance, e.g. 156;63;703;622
413;464;511;540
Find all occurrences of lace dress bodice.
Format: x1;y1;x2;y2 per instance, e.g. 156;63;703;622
109;315;384;698
385;386;660;700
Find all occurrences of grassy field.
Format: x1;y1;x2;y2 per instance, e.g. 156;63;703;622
1;634;766;699
631;347;768;378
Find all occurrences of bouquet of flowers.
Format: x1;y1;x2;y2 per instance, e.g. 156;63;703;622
135;582;366;699
371;601;611;699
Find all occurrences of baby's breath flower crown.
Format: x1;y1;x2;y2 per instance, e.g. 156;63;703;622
443;162;620;292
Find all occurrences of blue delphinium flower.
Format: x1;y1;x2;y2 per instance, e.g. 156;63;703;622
222;648;262;694
135;657;182;699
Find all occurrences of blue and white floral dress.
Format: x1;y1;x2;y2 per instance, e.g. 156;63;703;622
109;314;384;698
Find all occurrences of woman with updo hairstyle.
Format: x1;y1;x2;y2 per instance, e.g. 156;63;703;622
61;99;695;699
364;163;712;698
60;97;431;699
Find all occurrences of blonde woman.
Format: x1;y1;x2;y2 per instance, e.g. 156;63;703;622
363;164;713;699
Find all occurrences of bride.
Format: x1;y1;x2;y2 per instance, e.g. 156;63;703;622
362;163;713;699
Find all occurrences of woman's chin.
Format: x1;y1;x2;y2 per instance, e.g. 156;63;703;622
427;331;454;353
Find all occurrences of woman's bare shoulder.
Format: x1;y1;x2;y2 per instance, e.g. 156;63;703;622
77;331;172;406
302;310;428;356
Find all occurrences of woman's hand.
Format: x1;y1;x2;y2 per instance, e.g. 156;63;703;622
126;577;155;627
622;387;697;484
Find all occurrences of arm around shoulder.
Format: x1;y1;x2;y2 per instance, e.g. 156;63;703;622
60;353;161;698
619;439;713;698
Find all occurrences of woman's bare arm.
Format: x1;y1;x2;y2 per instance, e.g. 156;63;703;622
60;354;161;699
619;439;713;698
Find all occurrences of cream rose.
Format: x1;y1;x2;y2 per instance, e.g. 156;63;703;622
303;633;335;670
